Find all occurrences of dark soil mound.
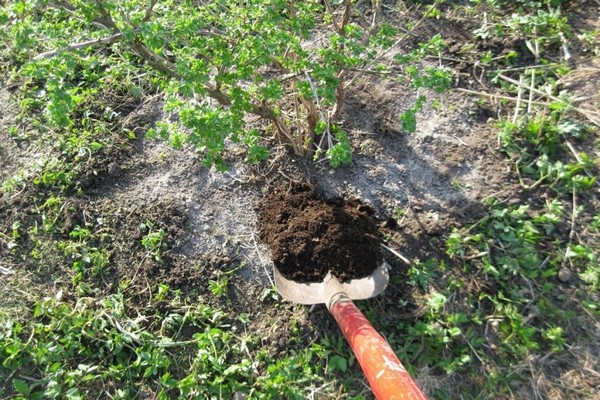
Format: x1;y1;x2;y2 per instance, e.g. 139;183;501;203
257;183;382;283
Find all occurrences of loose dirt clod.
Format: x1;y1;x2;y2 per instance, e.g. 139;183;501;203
257;183;382;283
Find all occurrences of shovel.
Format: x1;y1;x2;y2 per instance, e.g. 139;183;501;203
274;262;428;400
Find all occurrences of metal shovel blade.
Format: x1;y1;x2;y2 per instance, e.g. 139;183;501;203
273;262;390;305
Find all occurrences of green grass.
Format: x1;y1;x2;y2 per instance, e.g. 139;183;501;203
1;0;599;399
0;293;330;399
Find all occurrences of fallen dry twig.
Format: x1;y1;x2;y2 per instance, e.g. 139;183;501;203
497;73;600;127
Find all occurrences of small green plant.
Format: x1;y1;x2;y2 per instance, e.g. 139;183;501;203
590;214;600;232
320;333;355;375
0;290;331;399
441;196;598;365
542;326;565;351
208;275;229;298
253;346;325;399
62;226;111;283
260;285;280;302
140;221;166;263
401;95;426;132
580;263;600;292
498;101;597;193
407;259;442;291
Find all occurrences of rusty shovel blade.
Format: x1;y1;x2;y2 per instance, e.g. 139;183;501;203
273;262;390;306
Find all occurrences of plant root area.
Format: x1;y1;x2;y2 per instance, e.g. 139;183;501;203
257;183;382;283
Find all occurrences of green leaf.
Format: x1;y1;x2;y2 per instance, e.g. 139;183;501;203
328;355;347;373
13;378;30;395
13;1;28;16
326;130;352;168
401;95;426;132
90;142;103;151
401;109;417;132
65;387;83;400
31;392;45;400
427;293;447;312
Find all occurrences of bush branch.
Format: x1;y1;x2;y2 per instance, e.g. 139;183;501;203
32;32;126;61
129;39;176;76
143;0;159;22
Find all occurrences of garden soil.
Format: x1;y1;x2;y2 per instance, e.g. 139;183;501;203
256;183;382;283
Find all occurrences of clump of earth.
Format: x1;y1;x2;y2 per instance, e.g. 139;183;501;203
256;182;382;283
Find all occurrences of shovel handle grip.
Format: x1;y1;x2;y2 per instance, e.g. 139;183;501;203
329;294;428;400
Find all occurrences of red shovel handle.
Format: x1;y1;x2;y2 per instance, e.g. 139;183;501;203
329;294;428;400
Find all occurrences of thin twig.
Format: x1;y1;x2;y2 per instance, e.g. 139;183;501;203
91;0;119;31
323;0;341;34
497;73;600;127
527;68;535;114
346;0;444;88
561;183;577;269
0;266;13;275
340;0;352;30
514;159;550;191
565;141;583;164
32;31;126;60
381;244;412;265
252;233;274;287
327;0;352;122
512;75;524;123
369;0;383;34
496;64;557;73
565;140;597;182
143;0;159;22
304;71;332;150
454;88;548;106
570;186;578;240
466;251;490;260
558;31;571;61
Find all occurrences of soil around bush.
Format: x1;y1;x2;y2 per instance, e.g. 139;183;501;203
257;183;382;283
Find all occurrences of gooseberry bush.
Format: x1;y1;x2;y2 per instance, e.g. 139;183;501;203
3;0;450;170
